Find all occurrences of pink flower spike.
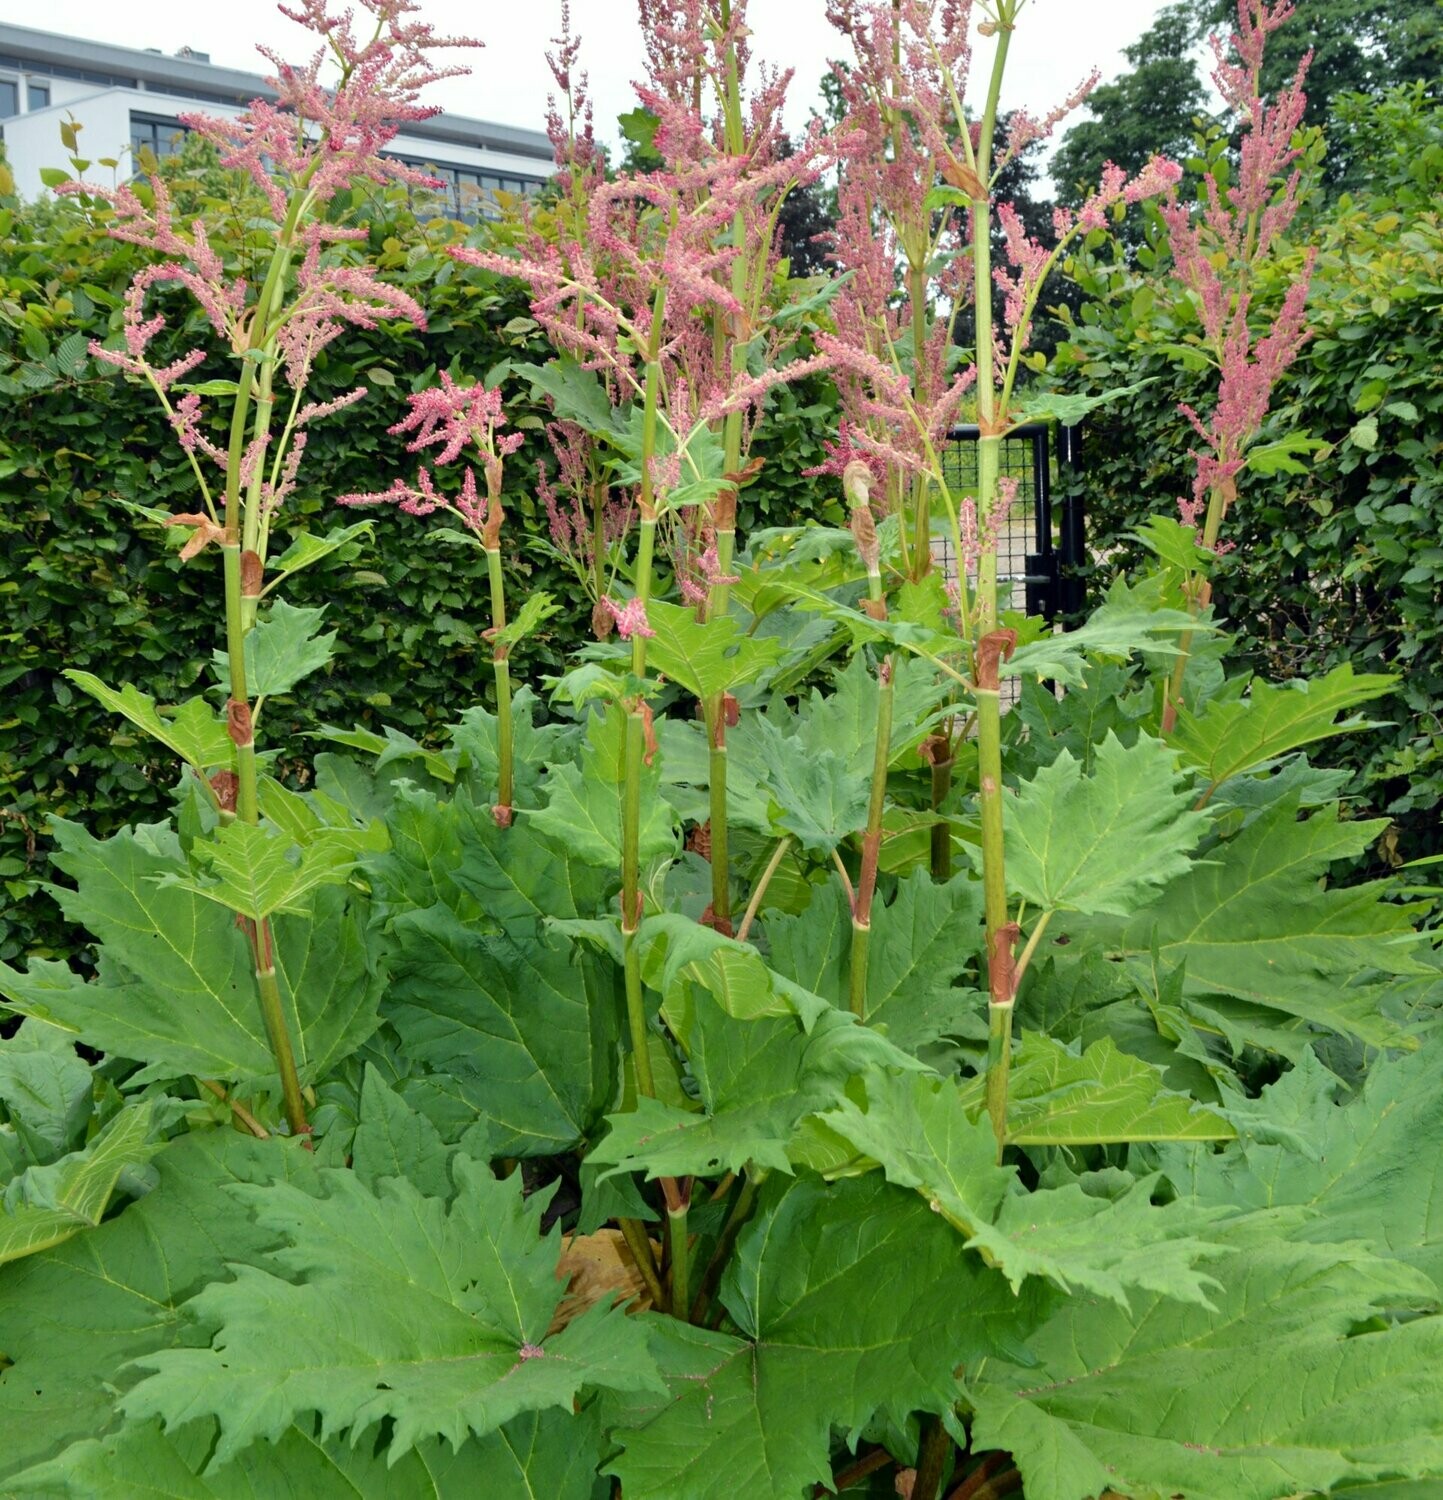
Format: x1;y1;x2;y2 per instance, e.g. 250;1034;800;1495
602;596;655;640
390;372;515;467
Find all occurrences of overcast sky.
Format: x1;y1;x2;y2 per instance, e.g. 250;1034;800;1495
19;0;1170;162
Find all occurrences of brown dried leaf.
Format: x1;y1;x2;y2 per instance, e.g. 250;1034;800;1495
549;1229;655;1335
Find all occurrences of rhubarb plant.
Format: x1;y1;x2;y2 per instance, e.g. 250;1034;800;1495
1;2;1441;1499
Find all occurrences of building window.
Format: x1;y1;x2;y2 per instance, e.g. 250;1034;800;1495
386;152;543;223
129;113;190;164
0;80;17;120
27;80;49;110
0;54;136;88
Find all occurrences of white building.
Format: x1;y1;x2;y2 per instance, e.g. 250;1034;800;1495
0;22;553;218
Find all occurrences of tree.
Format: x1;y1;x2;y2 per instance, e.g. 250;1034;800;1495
1052;4;1205;205
774;136;836;277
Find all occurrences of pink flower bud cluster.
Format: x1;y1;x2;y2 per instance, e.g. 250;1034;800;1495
1159;0;1315;531
538;421;635;588
449;0;846;538
338;378;522;547
184;0;482;220
818;1;1167;475
602;596;656;639
544;3;604;190
956;475;1020;575
64;0;464;532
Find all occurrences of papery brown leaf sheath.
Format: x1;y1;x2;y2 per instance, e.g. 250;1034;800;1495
226;699;254;749
988;920;1022;1006
975;629;1018;692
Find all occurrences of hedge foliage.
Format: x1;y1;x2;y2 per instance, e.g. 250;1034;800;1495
1051;87;1443;859
0;144;841;963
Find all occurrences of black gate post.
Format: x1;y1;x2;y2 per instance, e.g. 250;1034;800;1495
1024;424;1059;620
1056;422;1087;618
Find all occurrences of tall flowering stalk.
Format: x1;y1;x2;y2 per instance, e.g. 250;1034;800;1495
62;0;478;1135
843;462;895;1019
455;5;835;1090
445;2;840;1319
1157;0;1316;732
338;374;527;825
824;0;1180;1144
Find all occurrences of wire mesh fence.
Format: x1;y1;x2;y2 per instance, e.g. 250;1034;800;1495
932;425;1045;613
931;422;1085;706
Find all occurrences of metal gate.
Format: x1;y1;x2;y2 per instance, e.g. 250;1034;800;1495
936;421;1086;620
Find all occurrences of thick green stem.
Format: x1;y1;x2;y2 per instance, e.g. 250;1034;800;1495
703;518;738;936
667;1199;691;1321
985;1001;1014;1154
930;749;954;879
254;959;308;1137
706;722;732;934
618;1216;666;1308
975;687;1007;940
696;1169;766;1326
590;474;607;603
968;16;1018;1149
484;545;514;821
618;292;662;1085
849;658;894;1019
621;707;656;1100
221;544;258;826
1161;480;1227;734
978;682;1012;1153
737;835;792;943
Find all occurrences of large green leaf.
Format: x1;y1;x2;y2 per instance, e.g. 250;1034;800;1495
589;990;857;1180
0;822;382;1087
1160;1045;1443;1293
384;903;616;1156
162;819;375;921
1096;797;1430;1046
959;1034;1234;1146
1003;733;1208;916
1003;587;1201;688
968;1230;1443;1500
1173;663;1396;801
744;651;954;776
0;1020;93;1164
608;1173;1044;1500
0;1101;162;1266
264;518;373;591
754;714;871;853
365;781;481;921
63;673;232;772
644;599;782;700
823;1069;1224;1305
349;1064;457;1199
7;1409;609;1499
522;357;622;437
451;686;578;810
453;798;608;928
1012;659;1147;778
767;871;985;1052
0;1131;315;1483
530;703;677;869
213;599;336;699
122;1159;663;1468
1010;379;1155;428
